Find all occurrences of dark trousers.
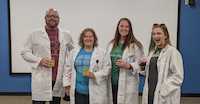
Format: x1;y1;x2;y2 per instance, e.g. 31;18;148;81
148;95;154;104
75;91;89;104
32;81;61;104
112;85;118;104
32;97;61;104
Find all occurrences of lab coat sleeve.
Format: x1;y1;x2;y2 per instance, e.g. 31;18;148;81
93;49;112;84
21;33;42;69
63;31;74;52
63;51;73;87
139;55;151;76
129;45;145;75
160;50;184;97
140;52;154;76
139;69;146;76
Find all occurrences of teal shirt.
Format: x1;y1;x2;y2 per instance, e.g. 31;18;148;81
110;43;124;85
74;48;93;94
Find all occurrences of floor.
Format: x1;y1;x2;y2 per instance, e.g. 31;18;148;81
0;96;199;104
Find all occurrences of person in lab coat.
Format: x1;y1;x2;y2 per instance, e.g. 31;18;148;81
107;17;144;104
63;28;111;104
21;8;73;104
141;23;184;104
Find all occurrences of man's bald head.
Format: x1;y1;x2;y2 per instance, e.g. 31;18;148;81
45;8;59;17
45;8;60;29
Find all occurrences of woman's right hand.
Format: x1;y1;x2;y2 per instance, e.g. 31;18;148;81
138;57;148;71
115;59;131;70
139;57;148;65
65;86;70;96
39;57;55;68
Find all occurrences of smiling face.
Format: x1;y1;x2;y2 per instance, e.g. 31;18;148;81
45;9;59;28
83;31;95;48
152;27;167;48
118;20;130;39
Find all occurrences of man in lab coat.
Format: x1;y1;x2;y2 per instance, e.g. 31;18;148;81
21;8;73;104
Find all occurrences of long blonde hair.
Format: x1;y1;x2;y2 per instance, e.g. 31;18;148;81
148;23;171;54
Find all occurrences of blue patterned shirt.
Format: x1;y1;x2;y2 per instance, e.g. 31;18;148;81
74;48;93;94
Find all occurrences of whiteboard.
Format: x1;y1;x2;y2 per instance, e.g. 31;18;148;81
9;0;179;73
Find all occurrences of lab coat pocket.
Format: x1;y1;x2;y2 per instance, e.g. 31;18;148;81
158;89;174;104
92;56;103;72
94;72;107;85
60;42;67;51
158;91;168;104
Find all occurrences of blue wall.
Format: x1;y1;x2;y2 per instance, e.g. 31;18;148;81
0;0;31;93
179;0;200;93
0;0;200;93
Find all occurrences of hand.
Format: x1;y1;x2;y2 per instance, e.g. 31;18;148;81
139;57;148;66
39;57;55;68
115;59;131;70
65;86;70;96
83;71;96;79
138;57;148;71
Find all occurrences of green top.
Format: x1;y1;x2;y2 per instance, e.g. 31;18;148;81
110;43;124;85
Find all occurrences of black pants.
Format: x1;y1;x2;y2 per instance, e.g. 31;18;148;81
32;81;61;104
75;91;89;104
32;97;61;104
148;95;154;104
112;85;118;104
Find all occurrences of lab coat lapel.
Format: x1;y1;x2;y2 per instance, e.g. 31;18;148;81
41;30;50;49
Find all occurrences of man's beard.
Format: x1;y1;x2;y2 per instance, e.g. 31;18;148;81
46;20;59;28
47;23;58;28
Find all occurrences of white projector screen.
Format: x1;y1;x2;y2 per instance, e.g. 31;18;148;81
9;0;179;73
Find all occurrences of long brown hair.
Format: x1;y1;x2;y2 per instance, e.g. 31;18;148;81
148;23;171;53
79;28;98;48
111;18;143;50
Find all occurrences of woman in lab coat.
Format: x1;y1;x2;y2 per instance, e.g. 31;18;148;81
141;23;184;104
63;28;111;104
107;18;144;104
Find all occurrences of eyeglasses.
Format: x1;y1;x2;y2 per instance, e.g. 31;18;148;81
153;23;166;27
46;15;59;19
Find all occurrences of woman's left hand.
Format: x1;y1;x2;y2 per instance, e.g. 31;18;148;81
115;59;132;70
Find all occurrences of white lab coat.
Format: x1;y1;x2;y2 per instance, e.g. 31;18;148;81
63;46;111;104
21;29;73;101
142;45;184;104
107;42;144;104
